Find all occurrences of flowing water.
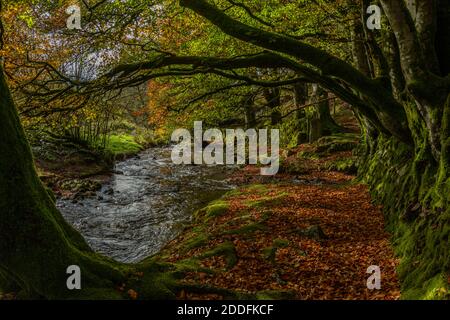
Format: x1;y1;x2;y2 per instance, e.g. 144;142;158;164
57;147;236;263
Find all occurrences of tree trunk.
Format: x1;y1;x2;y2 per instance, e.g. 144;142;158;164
308;117;322;143
293;83;308;144
263;88;282;125
243;95;256;128
315;87;345;136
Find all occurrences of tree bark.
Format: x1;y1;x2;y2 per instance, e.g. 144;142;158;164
263;88;282;125
243;94;256;128
314;87;344;136
293;83;308;144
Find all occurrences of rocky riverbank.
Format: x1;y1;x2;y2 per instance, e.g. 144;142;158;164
33;136;146;201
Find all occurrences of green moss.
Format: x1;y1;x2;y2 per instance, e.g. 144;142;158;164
359;135;449;300
194;200;229;221
222;213;270;236
101;134;143;157
131;260;179;300
183;232;209;251
171;258;213;276
256;290;296;300
261;247;277;263
420;274;449;300
314;133;359;154
262;239;290;263
223;184;269;199
326;157;358;174
243;192;288;208
297;151;320;160
273;238;289;248
45;187;56;203
223;221;267;235
199;242;238;269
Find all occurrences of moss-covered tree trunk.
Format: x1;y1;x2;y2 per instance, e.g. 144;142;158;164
358;94;450;299
314;86;345;136
293;83;308;144
263;87;282;125
0;63;127;299
243;94;256;129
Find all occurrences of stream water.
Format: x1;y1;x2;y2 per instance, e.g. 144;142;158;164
57;147;236;263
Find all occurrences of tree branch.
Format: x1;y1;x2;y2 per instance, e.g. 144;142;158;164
179;0;411;143
225;0;274;28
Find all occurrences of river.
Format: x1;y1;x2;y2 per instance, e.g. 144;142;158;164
57;147;236;263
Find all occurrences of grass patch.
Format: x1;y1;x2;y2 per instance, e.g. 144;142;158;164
194;200;229;222
243;192;288;208
183;232;209;251
102;134;143;157
223;213;270;236
223;184;269;199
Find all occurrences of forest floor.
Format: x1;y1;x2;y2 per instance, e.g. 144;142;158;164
157;135;401;300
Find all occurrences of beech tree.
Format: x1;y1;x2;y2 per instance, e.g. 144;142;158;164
0;0;449;299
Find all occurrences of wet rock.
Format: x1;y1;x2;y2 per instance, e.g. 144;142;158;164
59;178;102;194
104;188;114;195
85;191;96;197
291;225;328;240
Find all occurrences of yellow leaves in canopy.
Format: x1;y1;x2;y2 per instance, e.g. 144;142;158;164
143;80;174;130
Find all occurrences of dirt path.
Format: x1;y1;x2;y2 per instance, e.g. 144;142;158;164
161;164;401;300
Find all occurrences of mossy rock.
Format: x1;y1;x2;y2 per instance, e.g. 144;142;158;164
171;259;213;277
243;192;288;208
223;213;270;236
295;225;328;240
223;184;269;199
130;261;179;299
262;239;290;263
59;178;102;193
315;134;359;154
223;221;267;236
327;157;358;174
278;161;308;174
199;242;238;269
101;134;144;158
273;238;289;248
183;232;209;251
